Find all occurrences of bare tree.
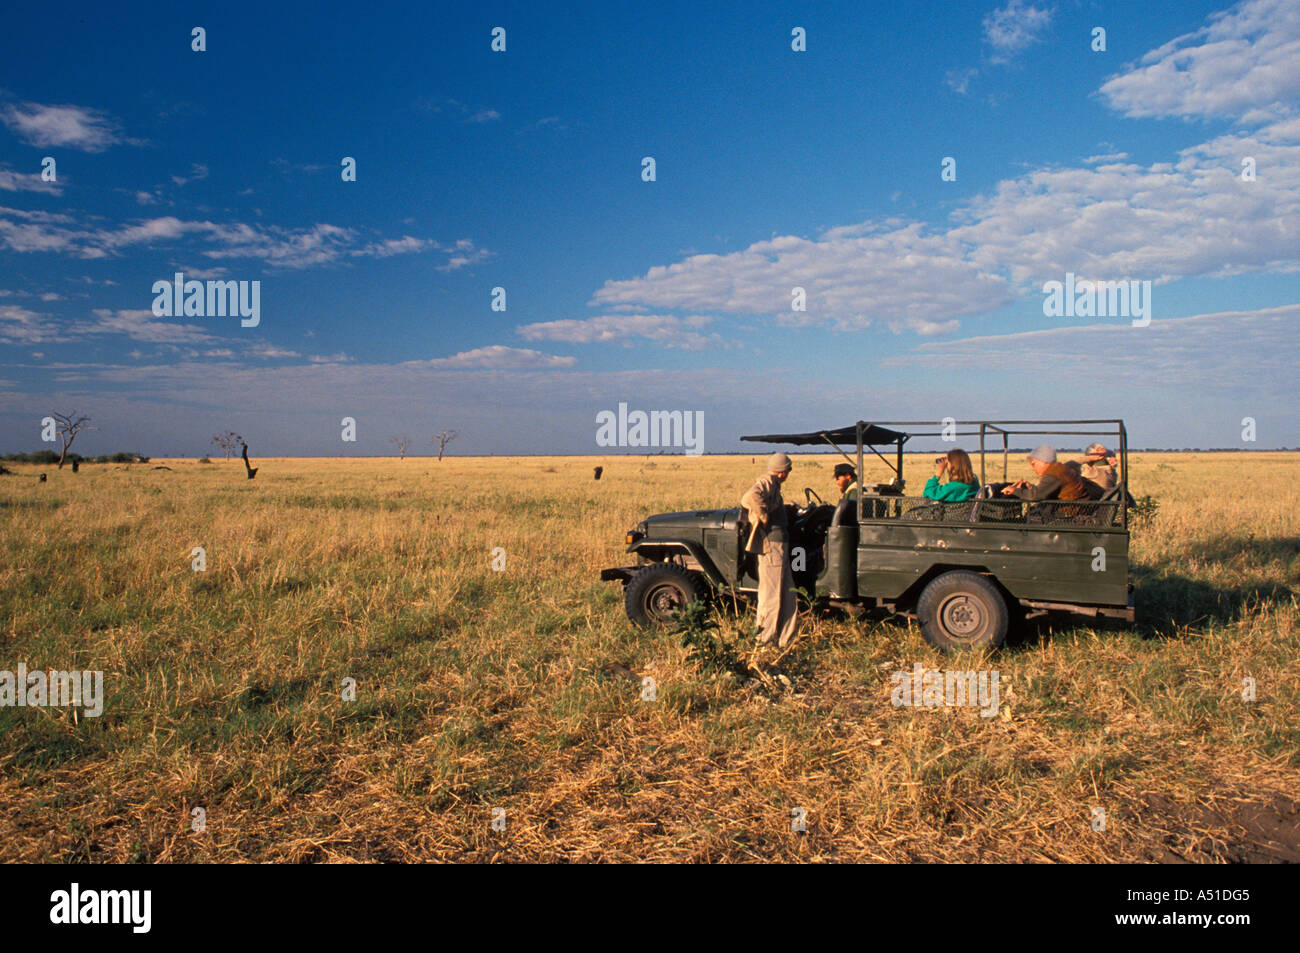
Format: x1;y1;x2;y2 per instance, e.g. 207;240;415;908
241;440;258;480
212;431;243;461
433;429;458;462
390;434;411;460
51;412;95;469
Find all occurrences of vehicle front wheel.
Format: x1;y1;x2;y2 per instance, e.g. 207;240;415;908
916;571;1009;652
625;563;704;629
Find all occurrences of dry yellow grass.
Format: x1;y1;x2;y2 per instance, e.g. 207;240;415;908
1;451;1297;862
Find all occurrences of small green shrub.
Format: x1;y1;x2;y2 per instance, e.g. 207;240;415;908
672;600;746;677
1131;494;1159;527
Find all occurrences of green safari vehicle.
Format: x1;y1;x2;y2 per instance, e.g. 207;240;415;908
600;419;1135;651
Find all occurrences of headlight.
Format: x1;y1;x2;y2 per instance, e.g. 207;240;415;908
625;530;644;545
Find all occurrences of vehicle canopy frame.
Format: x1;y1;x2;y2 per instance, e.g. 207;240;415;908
742;418;1129;528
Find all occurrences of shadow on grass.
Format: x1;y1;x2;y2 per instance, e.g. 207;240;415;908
1004;572;1294;648
1181;534;1300;566
1011;572;1292;648
1130;570;1294;638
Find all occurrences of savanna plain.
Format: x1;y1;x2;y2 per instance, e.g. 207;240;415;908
1;451;1297;862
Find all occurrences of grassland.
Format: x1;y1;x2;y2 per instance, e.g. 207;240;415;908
1;451;1297;863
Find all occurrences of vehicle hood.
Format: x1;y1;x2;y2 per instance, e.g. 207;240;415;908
640;507;740;533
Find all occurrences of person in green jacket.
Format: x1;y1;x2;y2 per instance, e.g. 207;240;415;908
924;449;980;501
832;463;859;502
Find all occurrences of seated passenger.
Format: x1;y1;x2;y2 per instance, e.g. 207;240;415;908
1001;445;1089;501
924;449;980;502
1077;442;1119;491
833;463;860;502
1062;460;1105;500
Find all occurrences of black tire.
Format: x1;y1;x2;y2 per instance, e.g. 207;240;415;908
625;563;704;628
916;571;1009;652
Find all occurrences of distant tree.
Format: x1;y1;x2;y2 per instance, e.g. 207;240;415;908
241;441;258;480
390;434;411;460
212;431;243;460
433;429;458;462
210;431;256;478
51;412;94;469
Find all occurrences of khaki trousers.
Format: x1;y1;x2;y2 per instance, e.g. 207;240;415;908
756;539;799;648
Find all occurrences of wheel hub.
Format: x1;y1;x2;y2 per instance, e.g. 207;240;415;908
940;594;984;636
647;584;684;617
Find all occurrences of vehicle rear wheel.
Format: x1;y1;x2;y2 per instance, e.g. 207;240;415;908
625;563;704;628
916;571;1009;652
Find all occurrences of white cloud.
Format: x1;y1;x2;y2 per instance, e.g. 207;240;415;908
0;304;59;343
590;226;1017;335
170;163;209;187
0;166;60;194
99;216;201;249
247;343;301;359
1098;0;1300;122
518;116;565;134
983;1;1054;63
425;345;577;369
194;221;355;268
0;102;122;151
353;236;432;258
176;265;229;279
73;308;217;344
949;118;1300;283
436;239;492;271
517;313;725;350
0;208;473;269
0;206;79;253
586;117;1300;334
886;303;1300;394
416;99;502;124
945;68;978;95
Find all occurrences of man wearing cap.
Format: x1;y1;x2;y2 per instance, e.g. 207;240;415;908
833;463;859;502
1078;443;1119;491
1001;445;1090;501
741;453;799;649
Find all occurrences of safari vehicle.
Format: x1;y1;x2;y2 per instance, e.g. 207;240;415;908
600;419;1135;651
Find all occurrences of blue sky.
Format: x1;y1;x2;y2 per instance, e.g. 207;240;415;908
2;0;1298;456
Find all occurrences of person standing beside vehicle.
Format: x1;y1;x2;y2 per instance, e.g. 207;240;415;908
923;449;980;502
741;453;799;649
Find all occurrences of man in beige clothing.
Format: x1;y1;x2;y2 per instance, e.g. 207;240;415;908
1078;442;1119;490
741;452;799;649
